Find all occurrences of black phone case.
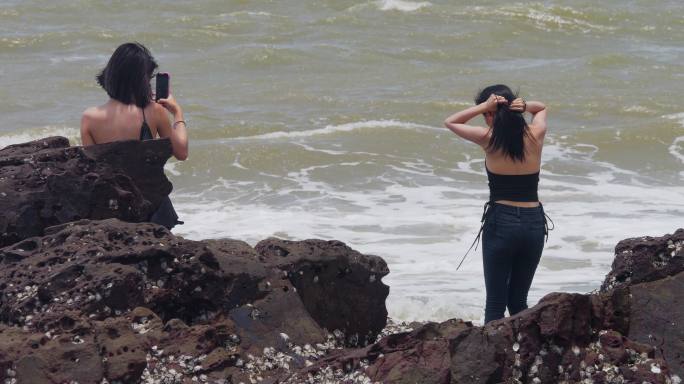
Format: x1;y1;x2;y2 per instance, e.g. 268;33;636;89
155;74;169;101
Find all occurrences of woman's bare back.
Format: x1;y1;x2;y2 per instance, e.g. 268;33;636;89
81;100;160;145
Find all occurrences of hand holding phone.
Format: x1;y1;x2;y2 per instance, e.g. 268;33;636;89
155;73;170;101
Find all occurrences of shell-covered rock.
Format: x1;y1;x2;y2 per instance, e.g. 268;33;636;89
0;219;390;383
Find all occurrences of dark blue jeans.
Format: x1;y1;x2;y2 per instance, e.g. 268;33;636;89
482;203;546;324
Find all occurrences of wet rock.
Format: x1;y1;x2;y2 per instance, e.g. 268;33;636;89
256;238;390;347
0;323;104;384
0;136;173;248
286;231;684;384
0;218;390;382
94;316;148;382
627;270;684;377
602;228;684;291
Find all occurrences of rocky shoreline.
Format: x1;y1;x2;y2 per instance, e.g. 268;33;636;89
0;137;682;384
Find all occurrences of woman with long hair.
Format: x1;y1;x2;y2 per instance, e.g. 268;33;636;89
81;42;188;229
444;84;548;324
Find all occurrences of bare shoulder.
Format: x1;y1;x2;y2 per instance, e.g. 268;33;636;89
146;102;165;123
146;101;162;114
81;105;107;124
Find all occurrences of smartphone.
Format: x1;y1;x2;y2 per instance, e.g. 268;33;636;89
155;73;170;101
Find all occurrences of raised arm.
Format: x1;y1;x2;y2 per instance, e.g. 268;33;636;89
526;101;547;134
443;94;506;147
511;99;547;138
156;95;189;161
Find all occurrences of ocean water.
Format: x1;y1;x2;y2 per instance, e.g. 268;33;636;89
1;0;682;323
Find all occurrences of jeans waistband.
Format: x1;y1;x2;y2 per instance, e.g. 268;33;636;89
489;202;543;216
455;201;554;271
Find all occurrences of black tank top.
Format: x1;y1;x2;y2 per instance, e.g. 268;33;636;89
486;164;539;202
140;108;153;141
138;107;182;230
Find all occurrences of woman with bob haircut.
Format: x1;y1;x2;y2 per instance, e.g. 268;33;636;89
81;42;188;229
444;84;549;324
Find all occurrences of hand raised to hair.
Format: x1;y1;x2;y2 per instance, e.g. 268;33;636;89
509;98;526;113
484;94;509;112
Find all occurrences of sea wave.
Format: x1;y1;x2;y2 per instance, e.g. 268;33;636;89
669;136;684;164
663;112;684;126
0;126;80;149
172;135;684;322
226;120;439;142
346;0;431;13
376;0;432;12
469;4;616;33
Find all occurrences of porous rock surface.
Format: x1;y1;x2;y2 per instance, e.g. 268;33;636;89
1;136;682;384
0;219;390;383
285;229;684;384
0;136;173;248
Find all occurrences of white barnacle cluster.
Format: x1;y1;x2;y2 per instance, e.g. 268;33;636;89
4;367;17;384
236;332;346;383
547;334;680;384
131;316;153;335
652;239;682;269
285;366;379;384
374;317;414;341
241;347;294;383
667;239;683;258
140;347;216;384
509;336;524;382
13;284;38;303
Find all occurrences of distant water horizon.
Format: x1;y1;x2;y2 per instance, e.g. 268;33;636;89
1;0;683;323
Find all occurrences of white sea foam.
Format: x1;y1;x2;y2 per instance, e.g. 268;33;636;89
0;126;80;149
164;161;181;176
661;114;684;165
220;11;277;18
475;5;615;33
173;132;684;324
663;112;684;126
669;136;684;164
376;0;432;12
49;54;108;64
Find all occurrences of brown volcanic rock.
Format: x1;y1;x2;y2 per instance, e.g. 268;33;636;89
256;238;390;347
285;319;469;384
0;136;172;248
602;228;684;291
287;290;675;384
287;231;684;384
0;219;390;382
628;271;684;378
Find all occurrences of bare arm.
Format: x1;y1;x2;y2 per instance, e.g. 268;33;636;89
526;101;547;134
156;95;189;161
443;94;506;147
80;112;95;146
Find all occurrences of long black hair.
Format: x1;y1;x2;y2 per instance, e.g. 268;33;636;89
475;84;530;162
96;42;158;108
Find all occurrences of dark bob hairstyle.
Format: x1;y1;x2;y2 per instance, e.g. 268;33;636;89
475;84;531;162
96;42;157;108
